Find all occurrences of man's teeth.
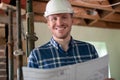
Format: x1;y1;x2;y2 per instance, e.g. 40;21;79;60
56;27;66;30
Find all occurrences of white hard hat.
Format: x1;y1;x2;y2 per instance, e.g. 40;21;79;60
44;0;74;17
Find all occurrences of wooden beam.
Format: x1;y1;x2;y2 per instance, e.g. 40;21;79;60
73;18;86;26
102;12;120;23
0;23;5;27
89;20;120;29
33;1;46;14
69;0;113;11
0;2;26;15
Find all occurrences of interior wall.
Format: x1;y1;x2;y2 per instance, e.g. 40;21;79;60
23;22;120;80
70;25;120;80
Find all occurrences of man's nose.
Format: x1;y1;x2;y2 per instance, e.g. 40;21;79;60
56;18;63;26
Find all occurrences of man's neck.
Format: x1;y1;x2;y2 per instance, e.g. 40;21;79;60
53;36;71;51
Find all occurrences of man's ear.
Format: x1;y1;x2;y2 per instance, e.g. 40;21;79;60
72;19;74;24
45;17;49;26
47;20;50;27
71;18;74;24
47;20;51;29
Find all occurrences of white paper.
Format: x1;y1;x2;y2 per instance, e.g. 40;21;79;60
23;54;109;80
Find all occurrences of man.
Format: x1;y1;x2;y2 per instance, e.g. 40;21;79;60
27;0;114;80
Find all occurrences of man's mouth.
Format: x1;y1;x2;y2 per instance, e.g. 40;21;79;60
55;27;66;30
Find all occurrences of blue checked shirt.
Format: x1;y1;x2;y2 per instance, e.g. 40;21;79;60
27;37;98;69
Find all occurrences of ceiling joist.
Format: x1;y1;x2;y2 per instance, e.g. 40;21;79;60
0;0;120;29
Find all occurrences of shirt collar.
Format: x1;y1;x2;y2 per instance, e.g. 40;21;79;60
50;37;74;49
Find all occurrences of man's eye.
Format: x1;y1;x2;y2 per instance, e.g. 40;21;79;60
47;17;56;22
62;16;67;19
53;17;57;20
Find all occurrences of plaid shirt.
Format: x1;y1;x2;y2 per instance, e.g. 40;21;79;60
27;37;98;69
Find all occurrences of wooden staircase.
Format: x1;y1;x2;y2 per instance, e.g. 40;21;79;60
0;46;7;80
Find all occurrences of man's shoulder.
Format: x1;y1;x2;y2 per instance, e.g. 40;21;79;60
73;40;93;46
34;42;51;51
29;42;51;56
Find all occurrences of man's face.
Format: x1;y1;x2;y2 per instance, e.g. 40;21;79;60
47;13;73;39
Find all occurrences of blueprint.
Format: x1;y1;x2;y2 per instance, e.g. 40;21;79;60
23;54;109;80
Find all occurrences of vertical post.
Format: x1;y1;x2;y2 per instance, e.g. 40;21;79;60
8;8;14;80
16;0;23;80
5;24;9;80
26;0;38;57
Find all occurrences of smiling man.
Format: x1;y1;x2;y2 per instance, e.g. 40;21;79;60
27;0;114;80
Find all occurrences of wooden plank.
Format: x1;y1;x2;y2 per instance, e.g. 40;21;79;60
33;1;46;14
73;7;100;20
73;18;86;26
0;63;6;69
0;69;6;75
102;12;120;23
0;23;5;27
69;0;113;11
0;75;7;80
0;2;26;15
0;56;6;62
90;20;120;29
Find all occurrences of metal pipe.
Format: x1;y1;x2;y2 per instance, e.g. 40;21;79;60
8;8;14;80
26;0;38;57
16;0;23;80
5;24;9;80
